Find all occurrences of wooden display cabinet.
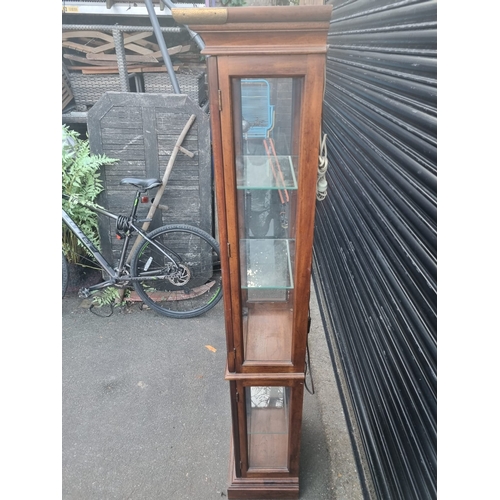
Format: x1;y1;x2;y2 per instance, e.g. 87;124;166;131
172;5;332;499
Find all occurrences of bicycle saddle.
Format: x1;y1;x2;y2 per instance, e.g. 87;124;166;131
120;178;162;191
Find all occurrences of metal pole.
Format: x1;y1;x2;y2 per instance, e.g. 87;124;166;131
112;28;130;92
62;24;182;33
160;0;206;51
143;0;181;94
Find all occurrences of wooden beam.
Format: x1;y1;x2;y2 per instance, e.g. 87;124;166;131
96;32;155;55
86;53;160;63
62;31;114;42
63;53;120;66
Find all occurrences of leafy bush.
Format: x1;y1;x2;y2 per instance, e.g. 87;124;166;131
62;125;118;265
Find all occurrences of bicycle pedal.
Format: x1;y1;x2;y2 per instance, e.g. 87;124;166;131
78;288;90;299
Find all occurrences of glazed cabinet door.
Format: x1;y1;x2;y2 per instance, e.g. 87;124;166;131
217;54;325;373
232;378;305;478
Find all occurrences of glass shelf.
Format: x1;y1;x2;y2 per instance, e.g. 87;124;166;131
236;155;298;190
240;239;294;290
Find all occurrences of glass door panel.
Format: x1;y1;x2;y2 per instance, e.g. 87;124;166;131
246;386;290;470
232;77;303;364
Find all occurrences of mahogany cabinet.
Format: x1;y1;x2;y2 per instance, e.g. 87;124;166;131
172;6;332;498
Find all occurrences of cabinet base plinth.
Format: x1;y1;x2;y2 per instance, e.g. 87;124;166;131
227;482;299;500
227;444;299;499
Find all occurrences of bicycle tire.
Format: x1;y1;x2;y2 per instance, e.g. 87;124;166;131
130;224;223;319
62;252;69;298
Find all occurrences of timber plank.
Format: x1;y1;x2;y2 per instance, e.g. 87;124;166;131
86;53;160;63
93;32;154;55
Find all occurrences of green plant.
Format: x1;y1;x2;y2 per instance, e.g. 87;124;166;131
62;125;118;265
90;287;129;308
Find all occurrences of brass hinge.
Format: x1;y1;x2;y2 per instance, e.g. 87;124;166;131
227;242;231;258
235;390;239;403
218;89;222;111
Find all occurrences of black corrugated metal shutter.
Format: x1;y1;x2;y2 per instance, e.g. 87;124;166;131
313;1;437;498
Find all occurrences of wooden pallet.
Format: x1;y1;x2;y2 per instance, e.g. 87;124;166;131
62;30;193;74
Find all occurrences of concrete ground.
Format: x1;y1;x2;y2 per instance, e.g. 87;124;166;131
62;282;363;500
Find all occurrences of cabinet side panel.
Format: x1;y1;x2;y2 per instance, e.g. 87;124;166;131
207;56;236;372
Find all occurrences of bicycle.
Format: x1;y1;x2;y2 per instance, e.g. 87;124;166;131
62;177;222;319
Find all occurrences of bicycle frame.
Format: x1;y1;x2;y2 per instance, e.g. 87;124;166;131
62;191;178;289
62;207;118;281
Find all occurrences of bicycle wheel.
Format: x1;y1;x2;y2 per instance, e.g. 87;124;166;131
62;252;69;298
130;224;223;318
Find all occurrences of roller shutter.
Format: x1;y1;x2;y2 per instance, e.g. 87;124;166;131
313;1;437;498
